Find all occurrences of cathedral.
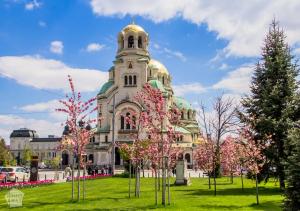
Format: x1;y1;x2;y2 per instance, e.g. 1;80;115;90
83;23;202;169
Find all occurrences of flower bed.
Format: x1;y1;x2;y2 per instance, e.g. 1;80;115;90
0;179;55;190
66;174;111;181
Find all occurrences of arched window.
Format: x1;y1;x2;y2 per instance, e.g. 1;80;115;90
129;76;132;85
185;154;191;163
120;116;125;129
187;110;190;119
128;36;134;48
162;76;165;85
126;112;131;130
133;75;137;85
138;36;142;48
132;116;136;129
125;76;128;86
149;69;152;77
181;111;184;119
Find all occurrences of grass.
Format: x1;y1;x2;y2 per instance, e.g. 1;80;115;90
0;177;283;210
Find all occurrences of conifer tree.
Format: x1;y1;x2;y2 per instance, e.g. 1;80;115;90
284;126;300;210
240;20;299;190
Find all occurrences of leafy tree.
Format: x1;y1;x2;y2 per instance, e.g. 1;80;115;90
284;126;300;210
0;137;15;166
240;20;299;190
22;147;32;166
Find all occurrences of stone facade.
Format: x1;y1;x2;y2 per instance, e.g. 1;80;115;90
85;23;202;169
10;128;62;164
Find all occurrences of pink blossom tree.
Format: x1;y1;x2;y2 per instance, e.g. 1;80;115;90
220;136;242;184
194;138;215;190
56;75;97;201
238;128;267;205
118;83;181;206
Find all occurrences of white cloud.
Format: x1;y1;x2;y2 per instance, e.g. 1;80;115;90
38;21;46;27
20;99;60;112
152;43;187;62
86;43;105;52
212;65;253;94
163;48;187;62
293;47;300;55
25;0;41;10
173;82;206;96
0;55;108;92
219;63;229;70
90;0;300;57
50;41;64;55
0;115;63;144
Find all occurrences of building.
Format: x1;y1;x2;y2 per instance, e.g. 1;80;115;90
83;23;202;168
10;128;61;164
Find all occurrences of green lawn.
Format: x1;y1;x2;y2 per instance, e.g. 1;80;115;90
0;177;283;210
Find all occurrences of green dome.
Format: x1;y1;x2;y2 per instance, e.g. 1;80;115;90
148;79;166;92
98;81;114;95
173;96;192;110
108;66;114;72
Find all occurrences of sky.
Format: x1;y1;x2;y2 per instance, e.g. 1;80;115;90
1;0;300;143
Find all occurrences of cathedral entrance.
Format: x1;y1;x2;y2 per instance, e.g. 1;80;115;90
62;151;69;166
115;147;121;165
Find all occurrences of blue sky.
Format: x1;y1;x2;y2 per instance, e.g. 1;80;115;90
1;0;300;142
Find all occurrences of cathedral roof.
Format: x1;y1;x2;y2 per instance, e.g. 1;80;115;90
121;23;146;34
148;79;166;92
173;96;193;110
98;81;114;95
148;59;169;75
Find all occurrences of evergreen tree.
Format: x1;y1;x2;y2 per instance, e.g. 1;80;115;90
240;20;299;190
284;126;300;210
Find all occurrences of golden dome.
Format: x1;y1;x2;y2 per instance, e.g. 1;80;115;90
122;23;146;34
148;59;169;75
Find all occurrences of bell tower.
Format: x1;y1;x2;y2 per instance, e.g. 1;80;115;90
116;22;149;58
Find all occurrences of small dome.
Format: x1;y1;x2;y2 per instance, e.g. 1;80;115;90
10;128;39;138
148;79;166;93
148;59;169;75
121;23;146;34
98;81;114;95
173;96;192;110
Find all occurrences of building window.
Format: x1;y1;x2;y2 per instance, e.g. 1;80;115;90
185;154;191;163
99;104;102;116
162;76;165;85
138;36;142;48
132;116;136;129
105;135;108;143
124;75;137;87
121;116;125;129
129;76;132;85
128;36;134;48
128;62;133;69
126;112;131;130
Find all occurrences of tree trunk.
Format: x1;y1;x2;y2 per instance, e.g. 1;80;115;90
135;165;138;197
77;156;80;201
129;160;131;198
72;156;75;201
167;157;170;205
83;165;85;201
162;157;166;206
158;169;160;191
241;169;244;191
231;172;233;184
208;174;211;189
255;173;259;205
213;162;217;196
155;169;158;206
